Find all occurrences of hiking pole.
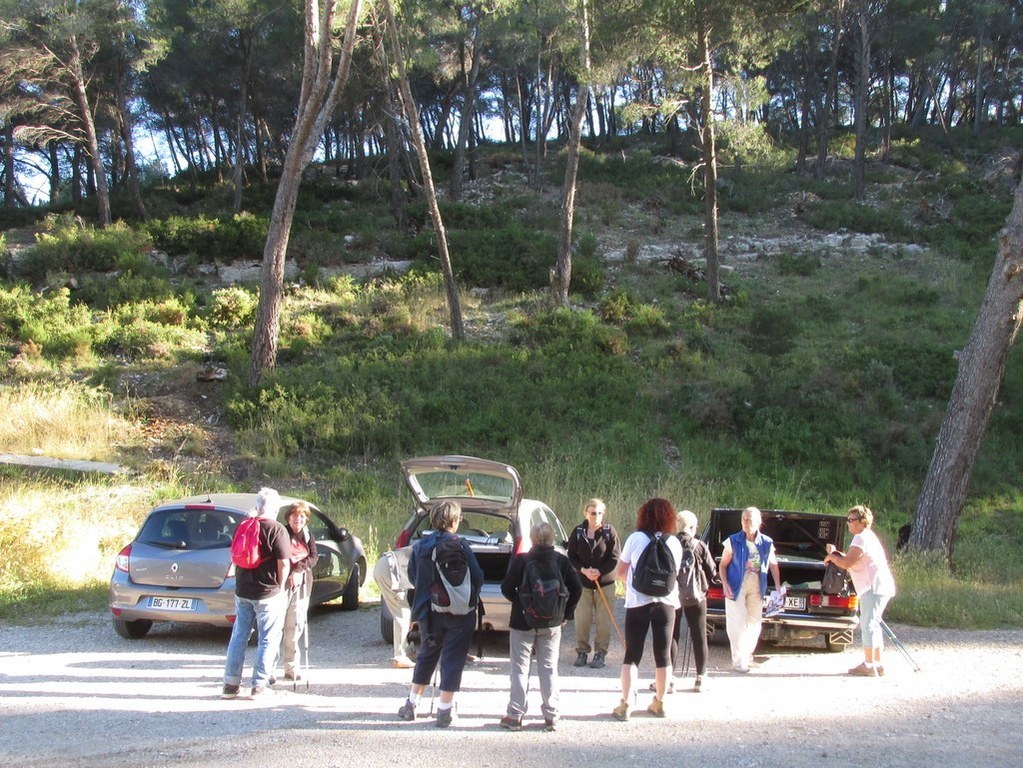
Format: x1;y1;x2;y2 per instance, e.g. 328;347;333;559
595;582;626;648
880;619;921;672
680;623;692;679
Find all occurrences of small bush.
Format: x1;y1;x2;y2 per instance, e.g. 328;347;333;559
147;212;268;262
21;216;152;282
206;286;258;329
778;251;821;277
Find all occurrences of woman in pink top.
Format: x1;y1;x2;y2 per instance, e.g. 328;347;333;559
824;505;896;677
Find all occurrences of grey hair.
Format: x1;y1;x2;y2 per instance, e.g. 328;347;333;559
741;506;762;526
430;500;462;532
678;509;698;532
254;487;281;518
531;521;555;548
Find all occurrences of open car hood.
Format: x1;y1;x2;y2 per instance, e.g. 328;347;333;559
702;508;847;561
401;455;523;515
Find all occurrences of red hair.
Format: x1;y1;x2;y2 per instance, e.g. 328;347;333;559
636;498;676;534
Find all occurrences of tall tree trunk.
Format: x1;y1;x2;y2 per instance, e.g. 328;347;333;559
250;0;365;386
3;122;15;208
114;63;147;220
852;2;871;200
380;0;464;340
911;179;1023;560
69;35;111;227
233;35;253;214
551;0;591;308
974;16;985;135
698;21;720;303
450;13;483;202
47;141;60;204
815;3;845;180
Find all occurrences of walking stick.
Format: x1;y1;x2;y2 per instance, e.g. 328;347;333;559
594;580;626;647
880;619;921;672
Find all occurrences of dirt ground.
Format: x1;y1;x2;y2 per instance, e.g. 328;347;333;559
1;596;1021;768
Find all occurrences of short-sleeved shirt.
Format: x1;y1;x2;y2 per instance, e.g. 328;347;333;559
235;517;291;600
849;529;896;597
620;531;684;610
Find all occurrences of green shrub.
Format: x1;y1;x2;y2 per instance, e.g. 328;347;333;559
20;216;153;283
778;251;821;277
206;286;258;329
147;212;268;262
0;285;94;359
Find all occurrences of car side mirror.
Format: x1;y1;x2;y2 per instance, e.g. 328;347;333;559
336;526;350;542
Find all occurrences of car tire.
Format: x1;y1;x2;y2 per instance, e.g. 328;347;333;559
825;631;852;653
341;563;360;611
113;617;153;639
380;607;394;644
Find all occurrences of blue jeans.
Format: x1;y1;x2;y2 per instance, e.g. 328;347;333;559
507;625;562;721
223;591;286;689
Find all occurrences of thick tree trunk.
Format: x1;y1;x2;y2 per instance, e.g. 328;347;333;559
69;36;111;227
249;0;364;386
911;179;1023;560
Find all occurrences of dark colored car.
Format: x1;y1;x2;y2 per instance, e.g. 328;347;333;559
109;492;366;639
703;508;859;652
381;455;569;640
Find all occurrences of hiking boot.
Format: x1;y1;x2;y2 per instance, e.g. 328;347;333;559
498;715;522;731
543;718;558;732
435;706;456;728
221;684;240;699
648;680;675;694
398;699;418;721
589;652;606;669
612;699;631;721
647;697;666;718
574;652;588;667
848;662;879;677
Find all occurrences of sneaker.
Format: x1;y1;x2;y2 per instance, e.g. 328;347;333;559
848;663;879;677
249;686;270;699
435;706;456;728
498;715;522;731
876;665;886;677
574;652;588;667
221;684;240;699
612;699;631;721
694;674;704;692
647;680;675;694
268;676;277;686
543;718;558;732
647;698;666;718
391;656;415;669
589;652;606;669
398;699;418;721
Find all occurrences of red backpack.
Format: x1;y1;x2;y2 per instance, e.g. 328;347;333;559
231;518;266;569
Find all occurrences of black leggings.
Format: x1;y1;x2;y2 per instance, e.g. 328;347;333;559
670;601;709;675
623;602;675;667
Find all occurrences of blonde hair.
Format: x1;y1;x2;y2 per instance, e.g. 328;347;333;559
678;509;698;533
430;500;462;532
584;498;606;515
848;504;874;528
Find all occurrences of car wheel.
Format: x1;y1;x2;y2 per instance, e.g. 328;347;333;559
341;563;360;611
825;631;852;653
113;617;153;639
380;608;394;644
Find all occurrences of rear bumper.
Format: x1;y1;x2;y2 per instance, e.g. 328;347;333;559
108;572;236;627
706;605;859;634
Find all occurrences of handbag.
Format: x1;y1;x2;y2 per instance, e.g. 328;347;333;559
822;561;849;595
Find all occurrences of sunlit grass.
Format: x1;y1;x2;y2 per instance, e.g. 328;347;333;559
0;381;139;461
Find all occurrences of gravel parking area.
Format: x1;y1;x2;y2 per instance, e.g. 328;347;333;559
2;599;1021;767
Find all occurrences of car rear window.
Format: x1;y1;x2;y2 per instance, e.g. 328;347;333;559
138;509;246;549
410;469;516;503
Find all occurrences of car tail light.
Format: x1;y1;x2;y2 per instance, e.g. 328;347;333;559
706;586;725;601
226;562;235;578
395;530;411;548
810;594;859;610
227;615;236;623
111;608;122;616
115;544;132;573
514;536;530;555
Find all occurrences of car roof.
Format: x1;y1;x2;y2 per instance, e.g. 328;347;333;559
149;493;313;515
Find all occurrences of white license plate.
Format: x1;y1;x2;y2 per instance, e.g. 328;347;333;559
149;596;195;611
784;596;806;611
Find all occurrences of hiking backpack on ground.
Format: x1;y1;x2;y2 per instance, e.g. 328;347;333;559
518;558;569;629
632;532;677;597
230;517;266;569
677;536;705;607
430;536;475;615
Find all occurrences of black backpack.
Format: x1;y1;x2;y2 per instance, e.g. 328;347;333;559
632;532;677;597
518;557;569;629
430;536;475;615
677;535;704;606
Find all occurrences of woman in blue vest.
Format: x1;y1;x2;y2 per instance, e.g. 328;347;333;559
717;506;781;673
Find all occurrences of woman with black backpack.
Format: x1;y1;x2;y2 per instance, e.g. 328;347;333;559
670;510;718;692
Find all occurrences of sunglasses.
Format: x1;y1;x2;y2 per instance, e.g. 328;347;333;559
846;517;862;523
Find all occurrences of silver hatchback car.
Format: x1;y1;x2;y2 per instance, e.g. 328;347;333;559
109;492;366;639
